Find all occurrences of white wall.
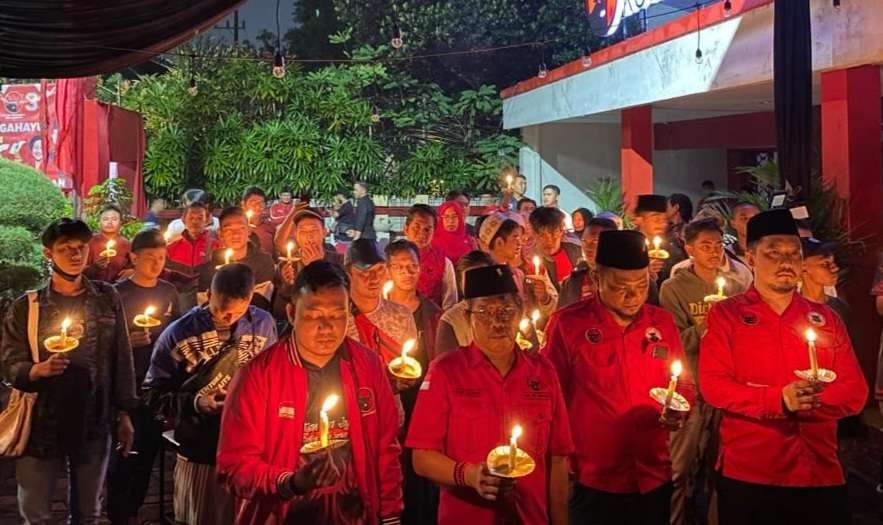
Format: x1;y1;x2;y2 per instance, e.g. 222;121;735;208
521;122;728;212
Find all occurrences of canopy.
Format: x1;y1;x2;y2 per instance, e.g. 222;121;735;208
0;0;244;78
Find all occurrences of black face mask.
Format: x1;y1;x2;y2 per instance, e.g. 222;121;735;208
51;263;81;282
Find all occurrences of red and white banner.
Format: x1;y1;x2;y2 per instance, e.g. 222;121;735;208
0;82;67;188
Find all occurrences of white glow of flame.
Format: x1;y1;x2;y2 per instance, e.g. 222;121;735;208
652;236;662;250
519;318;531;333
671;360;683;378
163;230;172;242
402;338;416;358
805;328;817;343
511;424;523;441
61;317;71;331
224;248;233;263
532;255;541;275
383;280;394;299
715;276;726;289
144;305;156;318
106;239;116;250
286;241;295;257
531;309;541;324
320;394;339;415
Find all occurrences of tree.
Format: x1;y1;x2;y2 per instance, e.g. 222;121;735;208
285;0;344;63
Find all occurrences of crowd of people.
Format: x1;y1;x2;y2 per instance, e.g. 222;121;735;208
0;173;878;525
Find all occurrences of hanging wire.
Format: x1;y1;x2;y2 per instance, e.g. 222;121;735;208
694;2;704;63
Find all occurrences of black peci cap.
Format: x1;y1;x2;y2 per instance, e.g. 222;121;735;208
746;209;799;245
635;194;668;214
463;264;519;300
801;237;837;258
345;239;385;269
41;218;92;248
595;230;650;270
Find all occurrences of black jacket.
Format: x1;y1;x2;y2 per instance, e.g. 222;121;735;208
0;278;138;458
353;195;376;240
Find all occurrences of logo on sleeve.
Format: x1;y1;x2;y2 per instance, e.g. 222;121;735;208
645;327;662;343
807;311;826;327
585;328;603;344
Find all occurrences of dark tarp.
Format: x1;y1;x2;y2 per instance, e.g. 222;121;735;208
774;0;813;196
0;1;244;78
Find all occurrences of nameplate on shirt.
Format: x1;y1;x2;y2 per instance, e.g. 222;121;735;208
278;405;296;419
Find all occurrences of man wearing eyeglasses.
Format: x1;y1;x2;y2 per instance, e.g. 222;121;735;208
344;240;418;387
407;264;573;525
543;230;695;524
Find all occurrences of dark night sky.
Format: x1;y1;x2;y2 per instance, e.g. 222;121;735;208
210;0;298;44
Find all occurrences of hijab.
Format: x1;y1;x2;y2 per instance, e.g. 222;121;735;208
431;200;476;264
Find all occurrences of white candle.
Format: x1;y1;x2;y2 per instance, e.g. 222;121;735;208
508;424;522;469
518;318;531;335
715;276;726;297
530;309;541;329
319;394;339;448
652;236;662;251
60;317;71;341
224;248;233;266
505;174;513;190
664;360;683;408
805;328;818;379
162;230;172;242
245;209;254;225
532;255;541;277
286;241;294;260
382;280;394;301
401;338;416;360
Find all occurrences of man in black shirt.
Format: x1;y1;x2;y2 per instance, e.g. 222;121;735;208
349;181;376;241
1;219;138;524
108;229;181;524
198;207;276;313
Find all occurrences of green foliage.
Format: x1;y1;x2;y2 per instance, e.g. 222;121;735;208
102;44;520;204
82;178;145;238
0;158;69;234
584;177;633;229
0;159;66;314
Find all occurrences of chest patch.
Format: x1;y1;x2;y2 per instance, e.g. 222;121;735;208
278;405;296;419
740;312;758;326
585;328;602;344
357;387;375;415
807;311;826;327
651;344;669;360
645;327;662;343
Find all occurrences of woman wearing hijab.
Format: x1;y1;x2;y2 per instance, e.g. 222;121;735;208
571;207;594;237
432;200;476;264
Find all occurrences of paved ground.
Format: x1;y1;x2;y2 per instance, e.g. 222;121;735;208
0;410;881;524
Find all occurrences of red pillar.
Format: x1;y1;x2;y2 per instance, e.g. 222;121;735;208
820;65;883;386
621;105;654;213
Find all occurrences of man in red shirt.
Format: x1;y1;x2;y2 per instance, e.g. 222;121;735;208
85;204;131;282
166;201;216;275
543;229;695;524
217;261;403;524
268;187;294;226
699;209;867;524
528;206;581;291
407;264;573;525
241;186;276;255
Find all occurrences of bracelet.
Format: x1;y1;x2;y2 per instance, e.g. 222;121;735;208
453;461;467;488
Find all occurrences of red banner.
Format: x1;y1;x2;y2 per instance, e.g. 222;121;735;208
0;82;66;188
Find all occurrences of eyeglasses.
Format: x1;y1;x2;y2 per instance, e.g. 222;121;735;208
536;228;564;241
389;263;420;274
467;305;519;321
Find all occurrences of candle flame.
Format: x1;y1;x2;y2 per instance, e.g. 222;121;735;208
382;280;394;299
320;394;339;414
531;309;541;324
671;360;683;378
652;236;662;250
505;174;513;185
519;318;531;333
61;317;71;330
402;338;416;358
162;230;172;242
106;239;115;250
511;424;523;441
286;240;294;253
805;328;817;343
144;305;156;317
224;248;233;262
245;209;254;219
532;255;541;275
715;276;726;288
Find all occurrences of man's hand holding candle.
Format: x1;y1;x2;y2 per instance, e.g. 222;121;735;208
782;380;823;413
465;463;516;502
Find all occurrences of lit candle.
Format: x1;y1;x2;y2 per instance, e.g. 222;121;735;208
518;318;531;335
663;360;683;409
530;309;541;329
162;229;172;242
245;209;254;226
805;328;818;379
401;338;416;361
505;174;514;190
532;255;541;277
224;248;233;266
715;276;726;297
143;305;156;321
286;241;294;261
382;280;394;300
652;236;662;251
319;394;339;448
60;317;71;341
508;424;522;470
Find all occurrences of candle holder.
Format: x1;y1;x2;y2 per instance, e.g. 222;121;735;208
133;314;162;329
486;445;536;479
793;368;837;384
702;293;726;303
44;335;79;353
515;332;534;351
99;248;117;258
649;387;691;412
299;438;349;456
647;249;670;260
278;255;302;265
387;355;422;380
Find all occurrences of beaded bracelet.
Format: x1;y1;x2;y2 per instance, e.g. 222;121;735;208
453;461;467;487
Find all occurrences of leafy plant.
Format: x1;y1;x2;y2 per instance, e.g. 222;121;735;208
82;178;145;238
584;177;633;229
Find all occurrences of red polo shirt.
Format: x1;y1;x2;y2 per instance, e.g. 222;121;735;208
699;287;867;487
542;297;695;494
405;344;574;525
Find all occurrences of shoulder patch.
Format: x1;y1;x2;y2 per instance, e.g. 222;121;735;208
645;327;662;342
807;311;826;327
585;328;602;344
740;312;758;326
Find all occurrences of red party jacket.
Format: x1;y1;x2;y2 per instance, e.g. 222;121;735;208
542;296;695;494
699;287;867;487
216;336;404;524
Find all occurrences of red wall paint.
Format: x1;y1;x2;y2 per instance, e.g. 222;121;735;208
655;111;777;151
621;106;654;211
